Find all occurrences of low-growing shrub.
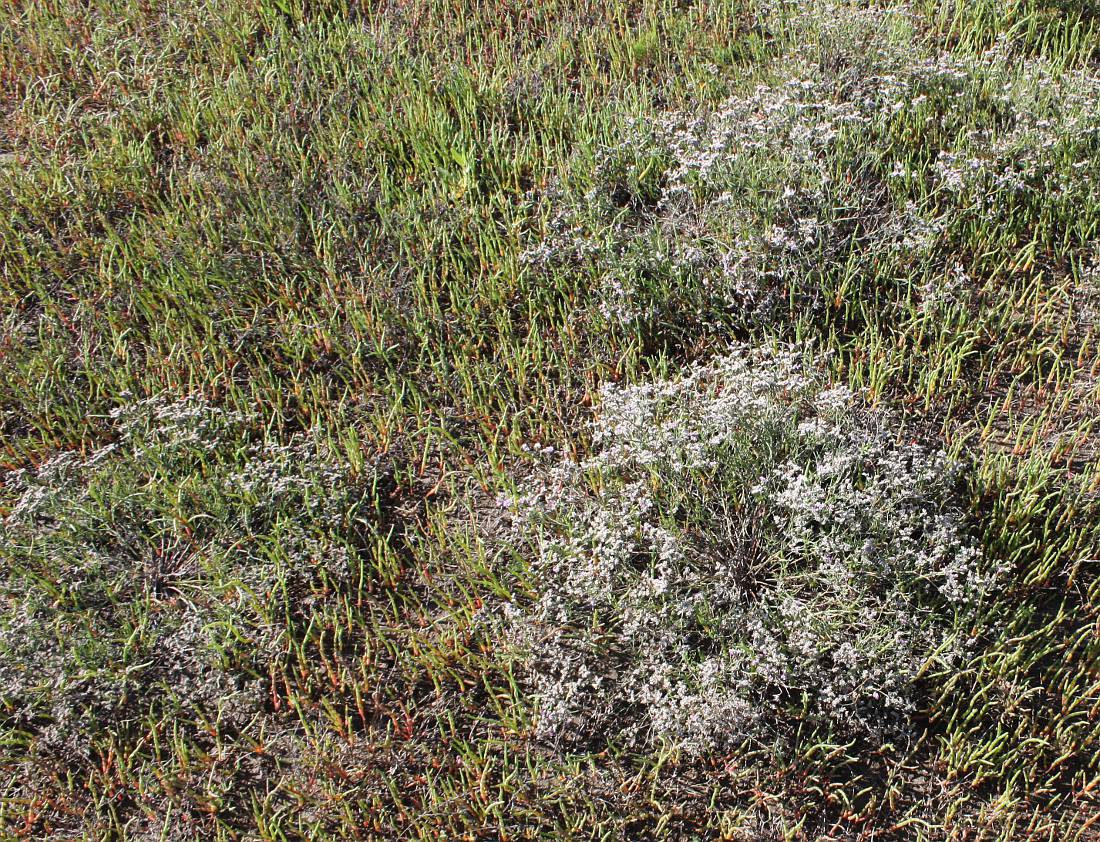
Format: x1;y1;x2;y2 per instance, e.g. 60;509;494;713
496;345;993;754
0;395;380;788
521;11;1100;354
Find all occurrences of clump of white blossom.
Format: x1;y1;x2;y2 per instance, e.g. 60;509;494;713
0;394;377;767
496;345;993;754
520;3;1100;336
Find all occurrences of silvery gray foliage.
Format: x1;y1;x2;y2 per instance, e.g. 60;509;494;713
521;6;1100;333
0;394;371;764
498;345;991;754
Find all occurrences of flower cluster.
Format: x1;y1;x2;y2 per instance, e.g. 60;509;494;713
0;395;376;767
520;5;1100;337
497;345;992;754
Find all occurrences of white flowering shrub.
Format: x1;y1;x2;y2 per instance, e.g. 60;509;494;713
0;395;380;770
521;6;1100;347
499;345;991;754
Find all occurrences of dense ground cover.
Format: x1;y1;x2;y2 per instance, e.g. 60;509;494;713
2;0;1100;838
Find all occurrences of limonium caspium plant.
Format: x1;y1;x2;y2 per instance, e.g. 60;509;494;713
521;8;1100;347
0;395;381;800
497;345;992;755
